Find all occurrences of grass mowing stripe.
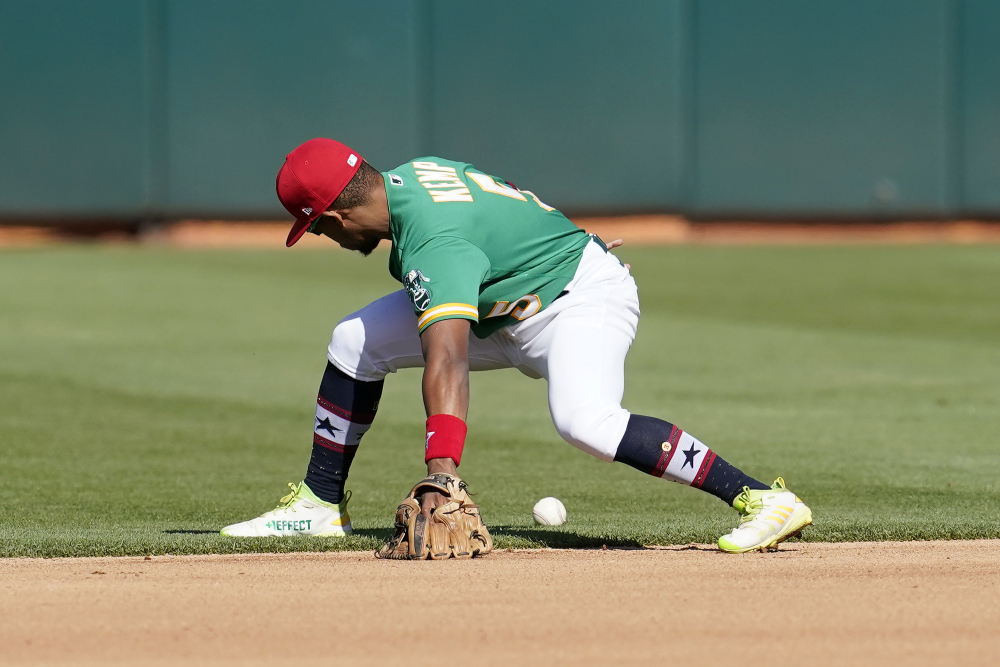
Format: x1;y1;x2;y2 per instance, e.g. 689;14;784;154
1;244;998;557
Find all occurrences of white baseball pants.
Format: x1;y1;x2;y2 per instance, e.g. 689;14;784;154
328;240;641;461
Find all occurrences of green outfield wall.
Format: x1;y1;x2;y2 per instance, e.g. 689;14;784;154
1;0;998;220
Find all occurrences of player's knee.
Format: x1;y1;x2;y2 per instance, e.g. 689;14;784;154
551;404;626;462
328;317;372;380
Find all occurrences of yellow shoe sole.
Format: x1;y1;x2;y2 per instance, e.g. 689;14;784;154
718;507;813;554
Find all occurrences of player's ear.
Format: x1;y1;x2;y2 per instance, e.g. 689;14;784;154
320;209;346;225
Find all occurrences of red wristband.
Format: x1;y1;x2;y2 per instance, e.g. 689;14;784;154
425;414;467;465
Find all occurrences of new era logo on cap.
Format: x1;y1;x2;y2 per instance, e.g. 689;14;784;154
302;207;313;215
347;154;358;167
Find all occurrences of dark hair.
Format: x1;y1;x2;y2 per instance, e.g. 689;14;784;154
329;160;381;210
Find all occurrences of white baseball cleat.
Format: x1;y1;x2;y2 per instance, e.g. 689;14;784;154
717;478;812;553
220;482;353;537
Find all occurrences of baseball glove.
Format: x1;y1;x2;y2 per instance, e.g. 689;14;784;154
375;472;493;560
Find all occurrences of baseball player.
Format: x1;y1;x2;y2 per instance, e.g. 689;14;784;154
220;138;813;554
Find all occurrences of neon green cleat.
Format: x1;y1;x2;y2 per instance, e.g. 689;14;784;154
718;478;812;553
220;482;353;537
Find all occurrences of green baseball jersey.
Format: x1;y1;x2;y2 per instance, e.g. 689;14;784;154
384;157;590;339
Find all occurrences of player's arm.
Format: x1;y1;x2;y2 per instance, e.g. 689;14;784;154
421;317;470;422
417;318;471;518
399;236;488;514
420;318;471;478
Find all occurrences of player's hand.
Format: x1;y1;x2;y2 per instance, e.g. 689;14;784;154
421;457;457;517
420;490;448;517
605;238;631;270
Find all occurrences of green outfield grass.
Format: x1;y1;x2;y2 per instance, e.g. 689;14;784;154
1;242;998;557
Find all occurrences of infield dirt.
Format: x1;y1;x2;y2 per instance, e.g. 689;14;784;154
2;540;997;666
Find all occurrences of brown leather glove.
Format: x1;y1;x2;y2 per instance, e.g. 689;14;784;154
375;473;493;560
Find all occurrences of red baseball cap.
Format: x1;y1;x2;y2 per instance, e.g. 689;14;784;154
276;138;363;247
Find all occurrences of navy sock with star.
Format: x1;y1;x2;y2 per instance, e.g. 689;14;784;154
303;362;384;504
613;415;769;506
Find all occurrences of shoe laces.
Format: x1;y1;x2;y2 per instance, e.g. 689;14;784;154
261;483;349;518
733;487;764;526
261;482;301;517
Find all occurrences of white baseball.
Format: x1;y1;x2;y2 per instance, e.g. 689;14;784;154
532;497;567;526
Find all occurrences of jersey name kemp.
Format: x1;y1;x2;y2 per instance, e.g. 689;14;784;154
411;161;555;211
